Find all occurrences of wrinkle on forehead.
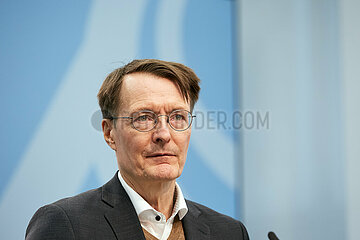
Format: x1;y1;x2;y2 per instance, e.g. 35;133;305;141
118;73;190;113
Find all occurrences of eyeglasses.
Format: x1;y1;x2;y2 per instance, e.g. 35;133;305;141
110;109;195;132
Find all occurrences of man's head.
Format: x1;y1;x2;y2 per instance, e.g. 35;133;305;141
98;59;200;119
98;59;200;185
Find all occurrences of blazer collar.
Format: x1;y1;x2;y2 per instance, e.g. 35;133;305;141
182;200;210;240
101;172;210;240
101;172;146;240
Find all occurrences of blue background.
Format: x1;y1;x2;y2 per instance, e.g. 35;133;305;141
1;1;360;240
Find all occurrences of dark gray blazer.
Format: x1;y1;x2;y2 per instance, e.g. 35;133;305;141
26;172;249;240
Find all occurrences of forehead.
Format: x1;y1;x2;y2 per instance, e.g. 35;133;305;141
119;73;189;112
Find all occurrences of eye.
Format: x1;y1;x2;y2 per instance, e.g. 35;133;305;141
134;113;155;122
170;111;188;122
174;114;185;121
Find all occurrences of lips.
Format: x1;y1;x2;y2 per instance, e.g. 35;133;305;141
146;152;176;158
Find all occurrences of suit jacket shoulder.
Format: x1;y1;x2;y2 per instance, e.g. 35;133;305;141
26;174;144;240
26;188;116;239
26;201;76;239
183;200;249;240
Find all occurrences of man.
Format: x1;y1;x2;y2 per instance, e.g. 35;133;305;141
26;59;249;240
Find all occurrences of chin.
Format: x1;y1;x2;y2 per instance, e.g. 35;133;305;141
148;165;181;181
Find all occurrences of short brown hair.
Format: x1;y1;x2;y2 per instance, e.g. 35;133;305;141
97;59;201;119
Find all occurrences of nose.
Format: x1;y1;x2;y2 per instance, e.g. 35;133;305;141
151;115;171;144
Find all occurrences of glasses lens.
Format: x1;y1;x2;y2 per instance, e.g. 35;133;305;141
132;111;156;131
169;110;192;130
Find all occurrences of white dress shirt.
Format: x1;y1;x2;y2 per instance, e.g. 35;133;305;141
118;172;188;240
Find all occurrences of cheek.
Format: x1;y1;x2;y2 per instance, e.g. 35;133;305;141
115;132;148;173
176;132;191;157
183;131;192;148
121;132;149;158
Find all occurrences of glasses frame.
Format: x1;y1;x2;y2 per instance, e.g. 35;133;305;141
110;109;196;132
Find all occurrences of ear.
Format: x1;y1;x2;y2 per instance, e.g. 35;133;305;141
102;119;116;151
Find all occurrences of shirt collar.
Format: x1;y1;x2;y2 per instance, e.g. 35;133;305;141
117;171;188;220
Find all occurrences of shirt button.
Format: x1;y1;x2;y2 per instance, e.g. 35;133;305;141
155;215;161;221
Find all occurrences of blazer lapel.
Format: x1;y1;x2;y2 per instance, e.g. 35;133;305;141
100;173;211;240
182;200;210;240
101;173;146;240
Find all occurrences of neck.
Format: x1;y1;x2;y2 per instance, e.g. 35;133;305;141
121;172;176;219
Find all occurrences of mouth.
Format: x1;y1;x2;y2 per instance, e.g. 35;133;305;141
145;153;176;158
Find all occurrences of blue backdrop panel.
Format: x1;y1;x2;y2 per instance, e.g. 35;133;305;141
0;1;238;238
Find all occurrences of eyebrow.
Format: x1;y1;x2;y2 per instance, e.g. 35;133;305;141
130;105;189;113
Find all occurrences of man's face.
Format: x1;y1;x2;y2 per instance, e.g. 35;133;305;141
109;72;191;183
